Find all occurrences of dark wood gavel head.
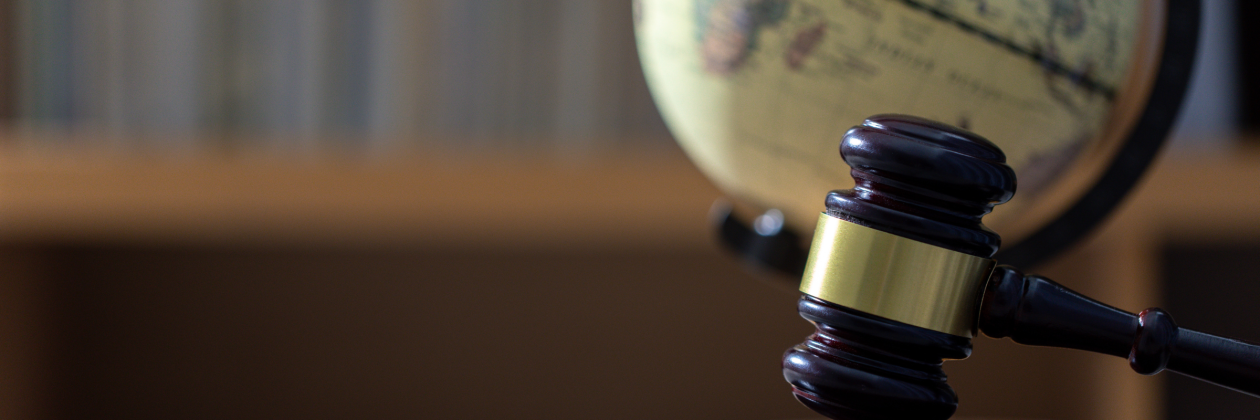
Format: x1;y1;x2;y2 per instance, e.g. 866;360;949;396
782;114;1016;420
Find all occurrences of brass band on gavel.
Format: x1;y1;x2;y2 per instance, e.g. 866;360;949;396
799;213;996;338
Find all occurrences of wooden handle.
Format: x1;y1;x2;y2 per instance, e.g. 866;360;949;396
980;265;1260;396
1165;326;1260;396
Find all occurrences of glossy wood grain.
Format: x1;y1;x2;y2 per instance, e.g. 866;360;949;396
784;114;1260;420
980;265;1260;397
784;295;970;420
824;114;1015;257
784;114;1017;419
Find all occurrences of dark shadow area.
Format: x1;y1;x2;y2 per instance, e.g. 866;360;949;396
34;243;814;420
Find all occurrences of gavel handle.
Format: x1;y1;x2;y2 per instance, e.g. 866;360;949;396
979;265;1260;397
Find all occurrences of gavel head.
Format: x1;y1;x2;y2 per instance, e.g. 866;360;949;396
782;114;1016;420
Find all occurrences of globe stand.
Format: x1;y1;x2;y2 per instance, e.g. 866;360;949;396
712;205;808;280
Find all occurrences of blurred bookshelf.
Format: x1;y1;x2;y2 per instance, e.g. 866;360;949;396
0;4;745;416
0;0;670;154
0;0;687;248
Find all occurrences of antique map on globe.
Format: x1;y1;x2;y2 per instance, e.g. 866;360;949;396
635;0;1148;240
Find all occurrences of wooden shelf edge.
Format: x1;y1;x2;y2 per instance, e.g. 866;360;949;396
0;151;721;249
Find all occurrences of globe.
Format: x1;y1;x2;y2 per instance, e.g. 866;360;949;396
634;0;1195;264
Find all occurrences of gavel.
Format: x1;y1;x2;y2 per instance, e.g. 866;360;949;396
781;114;1260;419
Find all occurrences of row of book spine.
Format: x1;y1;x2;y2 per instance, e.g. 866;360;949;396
0;0;670;152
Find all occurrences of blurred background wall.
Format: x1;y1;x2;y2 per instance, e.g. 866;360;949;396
0;0;671;153
0;1;1257;420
